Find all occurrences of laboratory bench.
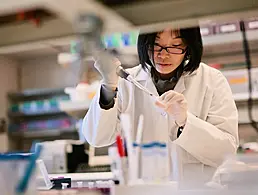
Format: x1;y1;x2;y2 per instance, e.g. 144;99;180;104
36;172;258;195
37;188;258;195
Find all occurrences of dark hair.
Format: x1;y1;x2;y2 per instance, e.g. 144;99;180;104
137;27;203;74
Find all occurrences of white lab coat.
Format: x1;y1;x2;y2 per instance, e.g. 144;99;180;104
83;63;239;188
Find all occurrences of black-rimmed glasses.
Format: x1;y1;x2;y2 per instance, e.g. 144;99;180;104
150;43;187;55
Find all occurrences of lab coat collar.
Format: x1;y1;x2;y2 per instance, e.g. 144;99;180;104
134;63;198;81
134;66;186;94
134;64;199;94
174;76;186;93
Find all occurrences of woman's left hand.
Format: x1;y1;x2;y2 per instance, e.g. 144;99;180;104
155;90;187;127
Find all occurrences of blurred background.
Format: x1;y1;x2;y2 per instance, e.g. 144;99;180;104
0;0;257;174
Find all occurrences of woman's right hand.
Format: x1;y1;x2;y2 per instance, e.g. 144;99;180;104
93;50;121;89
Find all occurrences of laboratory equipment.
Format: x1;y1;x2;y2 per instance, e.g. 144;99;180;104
16;143;42;194
51;178;71;189
0;155;36;195
76;164;111;173
39;140;88;174
134;115;144;180
141;142;170;182
88;145;111;167
61;183;69;189
115;135;128;185
141;143;155;181
77;181;83;188
0;145;42;195
36;160;53;190
108;147;121;183
74;145;111;173
208;154;258;190
116;66;155;97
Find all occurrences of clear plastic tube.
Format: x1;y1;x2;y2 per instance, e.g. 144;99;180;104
116;66;155;97
141;142;155;181
158;143;170;182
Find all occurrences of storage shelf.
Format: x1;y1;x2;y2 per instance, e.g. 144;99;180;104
8;88;66;101
234;92;258;102
202;30;258;46
97;30;258;57
203;31;242;46
59;101;90;119
8;110;67;118
9;127;77;138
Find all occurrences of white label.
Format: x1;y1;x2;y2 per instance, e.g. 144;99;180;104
200;28;209;35
220;24;237;32
249;21;258;29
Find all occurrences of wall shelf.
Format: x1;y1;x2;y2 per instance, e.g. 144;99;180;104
8;110;67;118
9;126;77;138
8;88;66;101
7;88;77;150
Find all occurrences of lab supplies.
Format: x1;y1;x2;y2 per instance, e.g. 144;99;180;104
135;115;144;179
120;114;136;184
157;143;170;181
39;140;88;174
36;160;53;190
51;178;71;189
77;181;83;188
116;67;166;108
108;147;121;183
0;154;35;195
61;183;69;190
0;144;42;195
16;142;43;194
116;66;155;97
116;135;125;157
137;142;170;183
116;135;127;185
110;141;170;185
109;114;171;186
136;115;144;145
207;154;258;190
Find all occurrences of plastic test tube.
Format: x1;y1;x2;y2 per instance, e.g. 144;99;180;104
61;183;69;189
77;181;83;188
158;143;170;182
88;181;95;189
141;142;155;182
108;147;123;183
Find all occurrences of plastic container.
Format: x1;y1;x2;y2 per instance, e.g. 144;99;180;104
156;143;170;181
140;142;170;182
208;154;258;190
64;81;100;102
141;143;155;181
0;153;37;195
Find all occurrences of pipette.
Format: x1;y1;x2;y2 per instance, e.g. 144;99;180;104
116;66;155;97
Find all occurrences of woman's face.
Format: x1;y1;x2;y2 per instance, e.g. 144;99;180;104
151;29;187;75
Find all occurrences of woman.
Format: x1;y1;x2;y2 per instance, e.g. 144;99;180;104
83;27;239;186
